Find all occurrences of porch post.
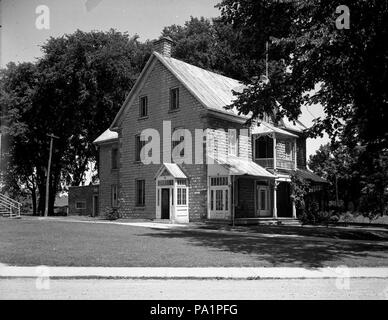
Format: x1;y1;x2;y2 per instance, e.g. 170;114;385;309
273;133;277;170
294;140;297;170
273;181;278;219
292;200;297;219
231;175;235;227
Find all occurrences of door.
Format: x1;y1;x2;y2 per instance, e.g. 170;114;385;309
209;187;229;219
277;182;293;217
92;195;99;217
256;185;271;217
161;188;170;219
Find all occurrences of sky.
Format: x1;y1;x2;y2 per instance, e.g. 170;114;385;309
0;0;328;159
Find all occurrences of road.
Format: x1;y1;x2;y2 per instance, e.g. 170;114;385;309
1;278;387;300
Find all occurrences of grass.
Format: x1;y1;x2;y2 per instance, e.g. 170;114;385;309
0;217;387;268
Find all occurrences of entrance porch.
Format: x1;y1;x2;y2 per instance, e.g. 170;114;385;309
207;156;297;223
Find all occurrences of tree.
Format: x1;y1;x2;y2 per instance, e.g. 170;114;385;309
217;0;388;146
217;0;388;214
0;62;41;215
1;29;152;215
309;143;362;211
162;16;250;80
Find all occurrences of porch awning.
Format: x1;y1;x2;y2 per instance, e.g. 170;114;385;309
296;169;327;183
251;122;298;138
155;163;188;179
211;155;275;178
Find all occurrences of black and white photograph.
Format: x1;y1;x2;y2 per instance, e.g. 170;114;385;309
0;0;387;308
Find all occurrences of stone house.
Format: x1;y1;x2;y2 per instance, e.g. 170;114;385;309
93;37;326;223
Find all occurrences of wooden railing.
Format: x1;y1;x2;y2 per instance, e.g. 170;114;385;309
0;194;21;218
254;158;273;168
255;158;295;170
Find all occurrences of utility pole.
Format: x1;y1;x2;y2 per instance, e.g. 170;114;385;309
335;174;339;207
44;133;59;217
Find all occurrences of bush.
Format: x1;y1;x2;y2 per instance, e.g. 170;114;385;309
104;207;120;221
341;211;354;226
298;201;338;226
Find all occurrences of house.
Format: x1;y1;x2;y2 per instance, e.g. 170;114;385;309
93;37;326;223
68;185;99;217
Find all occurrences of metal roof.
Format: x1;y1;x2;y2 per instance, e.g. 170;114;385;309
211;155;275;178
155;52;245;118
296;169;328;183
155;163;188;179
251;122;298;138
93;129;118;144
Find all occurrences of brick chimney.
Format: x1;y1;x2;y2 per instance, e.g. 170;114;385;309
154;36;174;57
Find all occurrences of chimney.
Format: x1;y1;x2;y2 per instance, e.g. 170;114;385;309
154;36;174;57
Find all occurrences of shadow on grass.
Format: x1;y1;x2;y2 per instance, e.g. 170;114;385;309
139;228;388;268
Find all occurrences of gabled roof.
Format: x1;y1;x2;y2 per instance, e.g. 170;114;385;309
154;52;243;117
110;51;307;131
93;129;118;144
251;121;298;138
279;117;307;133
110;51;245;129
155;163;188;179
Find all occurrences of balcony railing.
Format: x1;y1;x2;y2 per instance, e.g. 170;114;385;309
255;158;295;170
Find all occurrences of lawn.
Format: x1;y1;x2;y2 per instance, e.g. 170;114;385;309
0;217;387;267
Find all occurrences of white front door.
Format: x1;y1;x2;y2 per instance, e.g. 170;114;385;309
209;187;229;219
256;185;271;217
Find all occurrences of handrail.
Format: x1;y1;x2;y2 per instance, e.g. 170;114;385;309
0;194;21;206
0;198;21;207
0;195;21;217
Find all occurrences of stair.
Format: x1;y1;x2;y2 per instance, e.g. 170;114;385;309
0;194;22;218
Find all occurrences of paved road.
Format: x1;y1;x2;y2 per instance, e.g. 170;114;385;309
1;278;387;300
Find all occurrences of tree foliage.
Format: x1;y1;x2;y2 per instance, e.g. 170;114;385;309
1;29;152;215
218;0;388;214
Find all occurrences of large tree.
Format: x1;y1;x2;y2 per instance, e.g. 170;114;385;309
217;0;388;213
162;16;249;80
1;29;152;215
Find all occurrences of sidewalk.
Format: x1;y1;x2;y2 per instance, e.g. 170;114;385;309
1;266;388;279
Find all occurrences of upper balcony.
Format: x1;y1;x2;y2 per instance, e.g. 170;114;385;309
252;122;299;171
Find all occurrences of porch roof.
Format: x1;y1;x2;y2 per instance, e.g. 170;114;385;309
155;163;188;179
251;122;298;138
296;169;328;183
211;156;275;178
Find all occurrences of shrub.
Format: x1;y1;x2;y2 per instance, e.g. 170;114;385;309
341;211;354;226
104;207;120;221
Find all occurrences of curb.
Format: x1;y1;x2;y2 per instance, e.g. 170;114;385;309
1;267;388;280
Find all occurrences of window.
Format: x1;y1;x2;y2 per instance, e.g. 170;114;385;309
172;127;185;156
170;87;179;110
255;136;274;159
177;188;187;205
285;141;293;160
111;148;118;170
215;190;223;210
228;129;238;156
111;185;118;207
210;177;228;186
76;201;86;209
135;180;145;206
135;134;146;161
139;96;148;117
